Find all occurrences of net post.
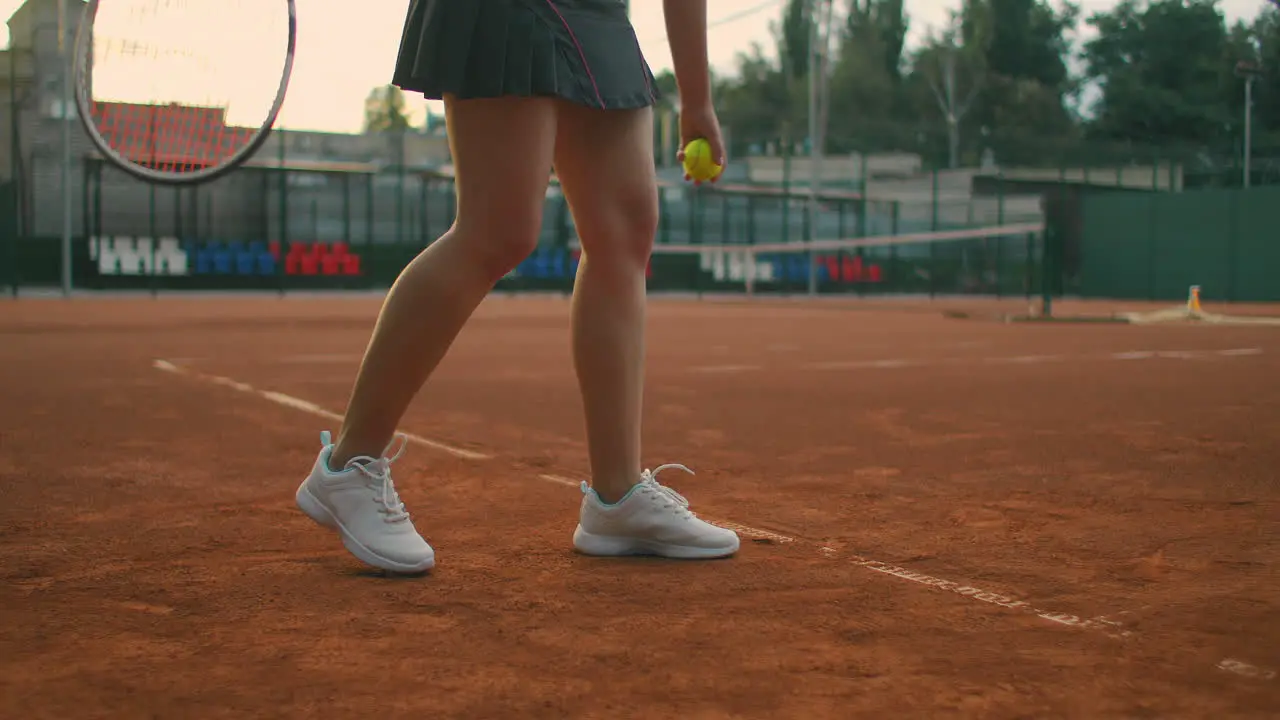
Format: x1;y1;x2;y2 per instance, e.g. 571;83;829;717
994;232;1003;299
930;169;939;231
1038;230;1053;318
996;169;1005;225
1024;229;1033;301
928;241;937;299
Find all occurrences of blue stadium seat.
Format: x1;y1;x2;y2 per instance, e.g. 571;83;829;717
525;249;556;279
784;255;807;282
247;242;276;275
543;248;567;278
211;242;235;274
233;241;259;275
194;242;221;275
523;251;544;278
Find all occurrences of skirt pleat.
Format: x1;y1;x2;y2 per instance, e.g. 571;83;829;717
392;0;658;110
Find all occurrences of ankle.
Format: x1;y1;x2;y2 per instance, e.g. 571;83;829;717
329;439;376;470
590;479;640;505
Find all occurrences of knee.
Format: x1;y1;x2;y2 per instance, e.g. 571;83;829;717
576;188;658;269
456;206;543;283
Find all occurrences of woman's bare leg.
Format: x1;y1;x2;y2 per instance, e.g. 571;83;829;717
556;101;738;559
296;96;558;573
330;97;557;466
552;102;657;504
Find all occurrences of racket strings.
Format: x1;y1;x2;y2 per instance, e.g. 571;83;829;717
81;0;291;176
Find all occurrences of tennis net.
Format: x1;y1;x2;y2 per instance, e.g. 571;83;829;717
645;222;1047;297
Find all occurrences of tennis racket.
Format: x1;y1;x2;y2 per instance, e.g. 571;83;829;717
73;0;297;186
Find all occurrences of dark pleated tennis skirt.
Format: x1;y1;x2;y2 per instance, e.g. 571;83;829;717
392;0;659;110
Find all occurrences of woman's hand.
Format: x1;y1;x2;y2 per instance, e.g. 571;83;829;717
676;101;726;185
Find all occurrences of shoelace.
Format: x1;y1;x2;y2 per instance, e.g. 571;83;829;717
579;463;699;518
641;463;695;515
343;434;410;524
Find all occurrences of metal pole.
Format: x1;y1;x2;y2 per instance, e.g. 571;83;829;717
59;0;73;297
805;0;820;296
8;42;18;297
1243;76;1253;189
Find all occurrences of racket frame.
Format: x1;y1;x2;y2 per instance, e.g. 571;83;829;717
72;0;297;186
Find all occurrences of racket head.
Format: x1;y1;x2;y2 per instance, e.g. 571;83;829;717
73;0;297;186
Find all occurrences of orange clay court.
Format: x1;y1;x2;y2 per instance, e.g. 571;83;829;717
1;294;1277;718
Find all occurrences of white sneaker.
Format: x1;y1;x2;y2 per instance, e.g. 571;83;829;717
572;464;740;559
295;431;435;573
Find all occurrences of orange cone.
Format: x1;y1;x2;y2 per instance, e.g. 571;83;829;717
1187;285;1203;314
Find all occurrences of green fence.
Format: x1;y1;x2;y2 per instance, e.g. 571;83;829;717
1;181;15;295
1078;185;1280;302
2;158;1051;298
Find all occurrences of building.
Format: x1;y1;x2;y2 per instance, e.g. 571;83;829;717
2;0;451;243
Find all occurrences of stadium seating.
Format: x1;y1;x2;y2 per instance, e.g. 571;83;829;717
819;254;884;284
281;241;362;277
87;237;363;277
509;248;652;280
88;239;881;285
90;236;190;276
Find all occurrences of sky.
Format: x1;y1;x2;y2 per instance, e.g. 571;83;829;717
1;0;1271;133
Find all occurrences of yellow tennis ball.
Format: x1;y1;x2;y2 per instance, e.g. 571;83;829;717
682;138;722;182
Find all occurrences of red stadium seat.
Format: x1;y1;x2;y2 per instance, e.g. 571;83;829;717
289;242;320;276
319;244;344;276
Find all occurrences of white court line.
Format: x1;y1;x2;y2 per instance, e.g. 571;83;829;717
984;354;1065;364
276;353;364;364
689;364;763;374
152;356;1280;681
153;360;490;461
155;356;1130;638
801;348;1265;371
1217;658;1277;681
806;359;918;371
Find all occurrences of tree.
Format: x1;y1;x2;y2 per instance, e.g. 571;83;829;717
776;0;813;81
826;0;912;152
843;0;909;83
1250;6;1280;139
363;85;413;134
1083;0;1235;147
958;0;1080;163
715;43;794;155
905;13;986;167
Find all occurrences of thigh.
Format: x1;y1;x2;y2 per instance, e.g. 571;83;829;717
445;96;558;232
551;101;658;252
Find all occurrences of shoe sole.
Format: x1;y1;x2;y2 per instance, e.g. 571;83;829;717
296;484;436;574
572;526;739;559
